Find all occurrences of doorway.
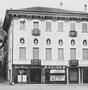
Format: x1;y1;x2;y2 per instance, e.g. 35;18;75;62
30;69;41;83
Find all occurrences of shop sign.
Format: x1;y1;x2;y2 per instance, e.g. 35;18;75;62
14;65;29;69
50;69;65;73
69;60;78;66
46;66;66;69
50;75;65;81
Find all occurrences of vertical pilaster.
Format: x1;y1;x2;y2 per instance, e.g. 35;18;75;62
41;67;45;84
67;67;69;84
79;68;80;84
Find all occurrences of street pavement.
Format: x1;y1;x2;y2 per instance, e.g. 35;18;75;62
0;84;88;90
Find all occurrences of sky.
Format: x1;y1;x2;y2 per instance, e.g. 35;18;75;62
0;0;88;21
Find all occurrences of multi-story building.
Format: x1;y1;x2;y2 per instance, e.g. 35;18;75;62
2;7;88;84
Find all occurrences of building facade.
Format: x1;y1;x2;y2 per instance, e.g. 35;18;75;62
2;7;88;84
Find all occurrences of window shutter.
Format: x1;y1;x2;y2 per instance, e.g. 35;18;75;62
70;23;75;31
70;48;76;60
82;23;87;32
33;22;39;28
33;48;39;59
58;22;63;32
83;49;88;60
58;48;64;60
46;22;51;31
19;47;26;60
46;48;52;60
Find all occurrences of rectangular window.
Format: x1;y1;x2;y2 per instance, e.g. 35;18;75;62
20;20;26;30
33;22;39;29
58;48;64;60
33;47;39;59
58;22;63;32
82;23;88;32
46;48;52;60
70;23;76;31
0;49;2;56
19;47;26;60
46;22;51;31
83;49;88;60
70;48;76;60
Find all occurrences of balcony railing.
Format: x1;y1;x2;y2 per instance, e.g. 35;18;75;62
32;28;40;36
31;59;41;65
69;31;77;37
69;60;79;66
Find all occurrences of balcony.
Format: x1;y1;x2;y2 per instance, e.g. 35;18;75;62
69;60;79;66
69;31;77;37
32;28;40;36
31;59;41;65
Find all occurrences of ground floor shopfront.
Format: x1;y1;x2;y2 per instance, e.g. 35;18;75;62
10;64;88;84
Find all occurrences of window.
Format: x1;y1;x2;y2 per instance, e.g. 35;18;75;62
46;48;52;60
70;48;76;60
20;20;26;30
70;22;76;31
34;39;38;44
58;48;64;60
58;39;63;45
83;49;88;60
46;39;51;45
33;22;39;29
58;22;63;32
33;47;39;59
71;39;75;45
20;38;25;44
0;49;2;56
82;23;88;32
46;22;51;31
83;40;87;46
19;47;26;60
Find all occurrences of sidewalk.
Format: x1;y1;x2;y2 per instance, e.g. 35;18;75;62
0;77;9;85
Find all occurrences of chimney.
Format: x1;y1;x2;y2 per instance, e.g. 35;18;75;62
84;4;87;11
60;2;63;9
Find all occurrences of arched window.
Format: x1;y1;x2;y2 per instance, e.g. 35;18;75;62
20;38;25;44
46;39;51;45
71;39;75;45
34;39;38;44
83;40;87;45
58;39;63;45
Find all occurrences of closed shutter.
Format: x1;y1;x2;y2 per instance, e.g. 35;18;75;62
46;48;52;60
70;48;76;60
58;22;63;32
33;48;39;59
19;47;26;60
83;49;88;60
46;22;51;31
82;23;87;32
58;48;64;60
70;23;75;31
33;22;39;28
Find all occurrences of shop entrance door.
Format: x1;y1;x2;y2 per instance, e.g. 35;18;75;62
30;69;41;83
83;69;88;83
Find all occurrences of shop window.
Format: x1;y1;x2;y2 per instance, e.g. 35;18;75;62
20;38;25;44
46;39;51;45
71;39;75;45
83;40;87;46
46;22;52;31
83;69;88;83
58;39;63;45
34;39;38;44
20;19;26;30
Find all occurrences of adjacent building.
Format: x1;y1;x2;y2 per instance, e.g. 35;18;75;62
2;7;88;84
